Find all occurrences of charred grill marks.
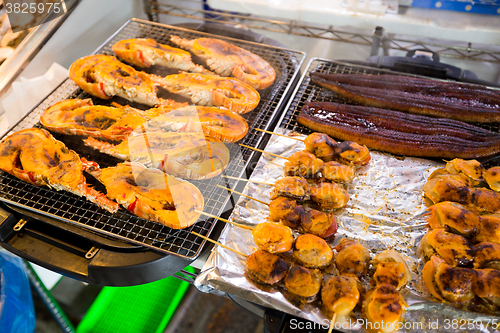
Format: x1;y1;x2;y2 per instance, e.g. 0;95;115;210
310;73;500;123
297;101;500;159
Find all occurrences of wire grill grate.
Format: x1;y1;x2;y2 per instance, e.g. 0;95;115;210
0;19;305;259
277;58;500;168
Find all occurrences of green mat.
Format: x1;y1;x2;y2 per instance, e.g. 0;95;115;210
77;267;194;333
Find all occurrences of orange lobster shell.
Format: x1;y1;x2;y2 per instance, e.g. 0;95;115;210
41;99;248;143
89;162;204;229
170;36;276;90
0;128;118;212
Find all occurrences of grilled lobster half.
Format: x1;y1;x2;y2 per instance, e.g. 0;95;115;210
171;35;276;90
85;162;204;229
112;38;213;74
40;99;248;143
0;128;119;212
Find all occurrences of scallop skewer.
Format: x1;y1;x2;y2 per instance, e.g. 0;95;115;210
223;172;350;212
192;232;290;286
218;185;338;238
239;143;354;187
254;128;371;166
197;208;294;253
240;143;324;179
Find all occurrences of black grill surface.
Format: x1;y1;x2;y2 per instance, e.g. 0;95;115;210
276;58;500;168
0;19;305;259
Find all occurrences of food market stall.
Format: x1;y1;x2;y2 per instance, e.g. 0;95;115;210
0;0;499;332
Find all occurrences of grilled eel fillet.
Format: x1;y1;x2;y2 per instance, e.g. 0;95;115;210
297;101;500;159
311;73;500;123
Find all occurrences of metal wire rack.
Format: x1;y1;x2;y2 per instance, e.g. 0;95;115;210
274;57;500;168
0;19;305;259
145;0;500;64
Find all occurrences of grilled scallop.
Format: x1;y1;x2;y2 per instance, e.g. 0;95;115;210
473;269;500;311
484;166;500;192
445;158;484;185
252;222;294;253
371;250;411;291
304;132;337;162
427;201;480;237
475;215;500;244
322;161;354;183
424;174;472;205
334;239;371;278
245;250;290;285
422;256;476;303
362;283;407;333
270;177;310;201
283;266;322;304
292;234;333;269
420;229;473;267
472;242;500;270
310;182;350;210
321;275;361;321
334;141;371;166
269;196;305;229
300;209;338;239
284;151;324;178
424;174;500;214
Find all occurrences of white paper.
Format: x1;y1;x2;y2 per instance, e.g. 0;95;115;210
1;62;68;129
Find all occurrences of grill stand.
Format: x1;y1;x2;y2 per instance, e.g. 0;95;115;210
0;203;193;286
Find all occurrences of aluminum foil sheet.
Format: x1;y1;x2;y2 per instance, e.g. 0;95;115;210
195;129;500;332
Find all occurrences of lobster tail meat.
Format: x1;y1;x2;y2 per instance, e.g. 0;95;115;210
0;128;119;213
93;162;204;229
311;72;500;123
170;36;276;90
297;101;500;159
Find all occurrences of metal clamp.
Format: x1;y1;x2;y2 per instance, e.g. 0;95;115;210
85;246;99;259
13;218;28;231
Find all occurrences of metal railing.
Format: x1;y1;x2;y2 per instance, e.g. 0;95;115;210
144;0;500;64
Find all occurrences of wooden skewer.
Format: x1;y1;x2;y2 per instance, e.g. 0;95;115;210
239;144;287;160
191;231;248;258
195;210;253;230
221;175;273;186
216;184;270;206
328;313;337;333
255;128;305;142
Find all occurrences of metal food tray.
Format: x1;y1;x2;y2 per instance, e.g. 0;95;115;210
194;57;500;326
0;18;305;259
276;58;500;156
